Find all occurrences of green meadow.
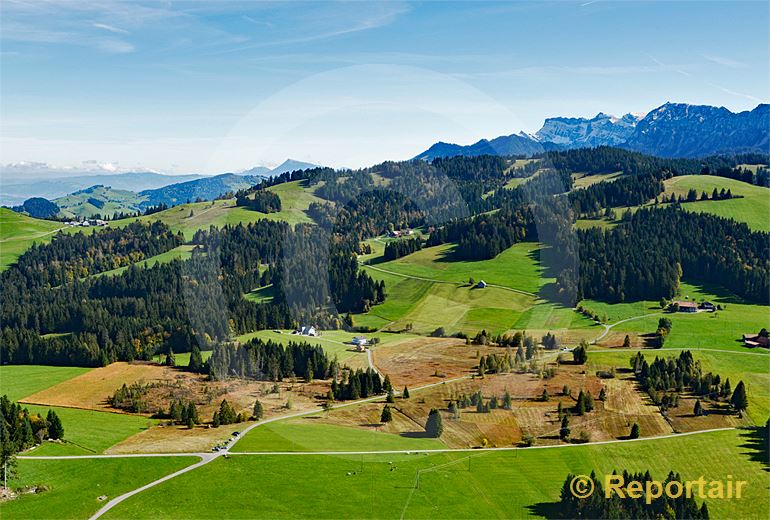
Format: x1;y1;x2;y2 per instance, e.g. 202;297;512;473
92;245;195;278
0;365;92;402
4;456;197;520
101;429;769;520
581;281;770;351
232;419;446;453
0;208;64;270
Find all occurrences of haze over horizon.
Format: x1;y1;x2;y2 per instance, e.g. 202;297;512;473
2;0;768;174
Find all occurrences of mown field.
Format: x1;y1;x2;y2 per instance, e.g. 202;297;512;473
0;207;64;270
4;456;197;520
0;364;157;456
98;429;769;520
231;420;446;452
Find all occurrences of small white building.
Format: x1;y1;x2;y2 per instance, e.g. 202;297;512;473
295;326;317;337
352;336;368;352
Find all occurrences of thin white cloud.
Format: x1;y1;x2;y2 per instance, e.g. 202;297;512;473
707;82;762;103
702;54;747;69
93;22;129;35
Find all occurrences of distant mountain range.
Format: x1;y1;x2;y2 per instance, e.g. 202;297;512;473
415;102;769;160
2;158;319;210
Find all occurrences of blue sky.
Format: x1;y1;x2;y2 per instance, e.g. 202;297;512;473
1;0;768;174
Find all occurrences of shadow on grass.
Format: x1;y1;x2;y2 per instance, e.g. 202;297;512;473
739;427;769;471
526;501;563;519
400;431;431;439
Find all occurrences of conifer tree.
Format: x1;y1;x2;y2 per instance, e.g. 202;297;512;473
253;400;264;420
380;405;393;423
629;423;640;439
694;399;704;417
402;386;410;399
425;408;443;438
731;381;749;412
559;415;570;440
46;409;64;440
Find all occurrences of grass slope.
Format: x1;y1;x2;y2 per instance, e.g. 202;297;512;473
54;185;146;219
92;245;195;278
4;457;196;520
0;365;92;402
581;281;770;352
660;175;770;232
232;420;446;452
0;208;63;271
106;180;325;240
102;429;769;519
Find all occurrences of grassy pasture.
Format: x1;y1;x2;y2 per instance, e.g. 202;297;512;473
4;456;196;520
366;242;549;295
660;175;770;232
232;419;446;453
101;429;769;519
0;365;92;402
571;171;624;189
0;208;64;270
22;405;157;456
581;281;770;352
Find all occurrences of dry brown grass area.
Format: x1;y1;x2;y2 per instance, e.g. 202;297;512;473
665;395;749;433
23;360;333;453
22;362;177;410
371;337;499;388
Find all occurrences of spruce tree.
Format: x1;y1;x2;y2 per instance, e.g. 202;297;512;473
380;405;393;423
253;400;264;420
425;408;443;438
694;399;704;417
188;345;204;373
46;409;64;440
629;423;640;439
731;381;749;412
402;386;410;399
386;388;395;403
186;402;199;425
559;415;570;440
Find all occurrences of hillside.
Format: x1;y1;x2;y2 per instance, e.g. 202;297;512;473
0;207;63;270
658;175;770;232
54;185;146;218
138;173;261;209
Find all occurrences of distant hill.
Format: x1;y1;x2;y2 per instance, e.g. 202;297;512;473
0;171;203;206
54;185;146;218
414;102;769;160
138;173;262;208
415;134;545;161
239;159;318;177
12;197;61;219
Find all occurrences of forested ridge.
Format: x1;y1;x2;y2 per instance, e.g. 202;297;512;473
2;147;768;367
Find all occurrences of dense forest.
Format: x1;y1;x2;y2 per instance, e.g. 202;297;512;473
576;207;769;303
1;218;382;366
383;237;423;260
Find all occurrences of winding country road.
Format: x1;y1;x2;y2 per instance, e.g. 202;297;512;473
590;311;663;343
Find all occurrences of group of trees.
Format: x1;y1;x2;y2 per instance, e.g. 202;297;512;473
383;237;423;260
235;189;282;213
330;367;384;401
109;382;154;413
208;338;333;383
630;351;747;413
1;396;63;482
168;400;200;428
559;470;709;519
212;399;243;427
